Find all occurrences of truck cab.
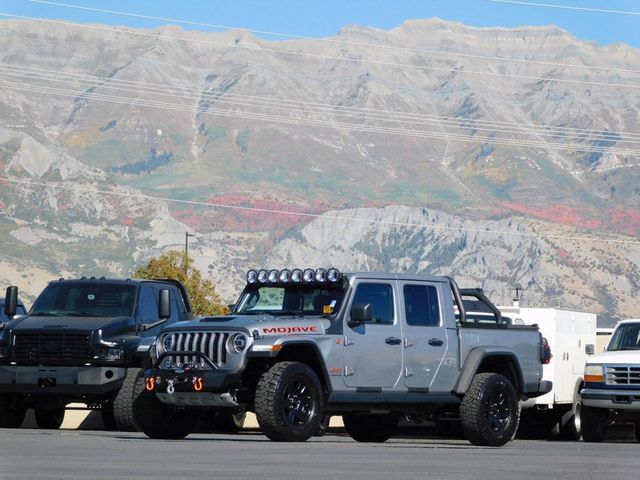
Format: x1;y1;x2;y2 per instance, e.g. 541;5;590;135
579;319;640;442
0;277;190;430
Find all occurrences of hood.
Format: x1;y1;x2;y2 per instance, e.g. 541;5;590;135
164;314;330;336
9;314;131;333
588;350;640;365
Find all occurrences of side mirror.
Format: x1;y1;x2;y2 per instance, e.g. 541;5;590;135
585;344;595;356
348;303;372;328
4;286;18;318
158;289;170;319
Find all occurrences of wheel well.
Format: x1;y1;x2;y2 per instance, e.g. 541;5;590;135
275;344;330;393
476;355;522;392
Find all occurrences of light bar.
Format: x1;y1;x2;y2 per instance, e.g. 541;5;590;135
245;268;342;284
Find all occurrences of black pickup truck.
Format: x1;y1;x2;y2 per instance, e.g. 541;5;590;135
0;277;191;430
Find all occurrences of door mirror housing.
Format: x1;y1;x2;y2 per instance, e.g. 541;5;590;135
158;289;170;319
585;344;595;356
4;286;18;318
348;303;372;328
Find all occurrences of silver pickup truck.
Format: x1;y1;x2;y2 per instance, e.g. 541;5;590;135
137;269;551;446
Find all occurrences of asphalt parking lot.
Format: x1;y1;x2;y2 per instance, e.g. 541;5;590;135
1;428;639;480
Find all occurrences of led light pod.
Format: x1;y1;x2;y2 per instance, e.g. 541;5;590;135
303;269;315;282
315;268;327;282
246;269;258;284
291;269;303;283
279;269;291;283
268;269;279;283
327;268;340;283
257;269;269;283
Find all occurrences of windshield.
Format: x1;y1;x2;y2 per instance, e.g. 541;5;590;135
30;283;137;318
608;323;640;351
235;285;345;316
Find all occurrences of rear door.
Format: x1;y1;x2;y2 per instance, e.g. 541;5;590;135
343;280;403;388
400;281;448;391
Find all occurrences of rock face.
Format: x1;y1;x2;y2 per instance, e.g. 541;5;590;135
0;18;638;323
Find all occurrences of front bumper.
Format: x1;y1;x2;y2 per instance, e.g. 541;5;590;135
581;387;640;410
0;365;126;395
144;367;242;407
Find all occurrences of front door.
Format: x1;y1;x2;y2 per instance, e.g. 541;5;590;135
400;282;448;391
343;281;403;388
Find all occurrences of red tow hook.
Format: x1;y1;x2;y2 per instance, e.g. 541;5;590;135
145;377;155;391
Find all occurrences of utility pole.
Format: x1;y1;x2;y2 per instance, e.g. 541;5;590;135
184;232;195;272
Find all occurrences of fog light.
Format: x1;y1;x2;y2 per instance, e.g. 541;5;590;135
104;347;124;360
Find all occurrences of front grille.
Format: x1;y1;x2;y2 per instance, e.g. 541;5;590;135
13;332;91;364
605;366;640;385
163;331;229;368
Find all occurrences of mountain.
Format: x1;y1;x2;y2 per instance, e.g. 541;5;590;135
0;18;638;324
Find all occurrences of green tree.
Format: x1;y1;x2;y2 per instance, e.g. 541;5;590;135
133;250;224;316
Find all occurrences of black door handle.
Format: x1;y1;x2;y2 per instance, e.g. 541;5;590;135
385;337;402;345
428;338;444;346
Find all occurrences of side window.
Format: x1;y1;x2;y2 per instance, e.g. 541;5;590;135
352;283;394;325
137;285;158;321
404;284;440;327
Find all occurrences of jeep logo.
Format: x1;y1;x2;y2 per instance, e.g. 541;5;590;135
262;326;319;334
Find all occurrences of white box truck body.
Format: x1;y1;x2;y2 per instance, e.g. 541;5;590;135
500;306;597;439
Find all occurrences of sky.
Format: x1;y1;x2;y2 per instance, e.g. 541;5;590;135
0;0;639;48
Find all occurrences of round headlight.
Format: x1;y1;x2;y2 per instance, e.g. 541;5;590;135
229;333;248;353
257;269;269;283
315;268;327;282
279;269;291;283
246;269;258;284
303;269;315;282
162;334;174;352
327;268;340;282
268;269;279;283
291;269;303;283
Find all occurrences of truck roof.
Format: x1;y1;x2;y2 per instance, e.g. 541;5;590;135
616;318;640;325
344;272;450;283
49;277;179;286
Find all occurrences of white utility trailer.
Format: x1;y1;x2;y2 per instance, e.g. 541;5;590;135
500;306;597;439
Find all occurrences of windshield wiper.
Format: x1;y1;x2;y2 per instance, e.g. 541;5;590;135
67;312;109;317
277;310;304;316
29;312;67;317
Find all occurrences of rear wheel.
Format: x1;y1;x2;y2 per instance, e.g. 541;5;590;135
113;367;144;431
343;413;399;443
460;373;520;447
34;406;65;430
579;405;608;443
133;388;199;440
254;361;323;442
0;394;27;428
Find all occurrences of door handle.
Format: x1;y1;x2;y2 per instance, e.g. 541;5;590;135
428;338;444;346
385;337;402;345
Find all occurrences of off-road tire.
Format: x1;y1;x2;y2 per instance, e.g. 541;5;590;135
254;361;323;442
0;394;27;428
133;387;199;440
34;406;65;430
634;421;640;442
113;367;144;431
343;413;399;443
314;414;331;437
460;373;520;447
580;405;607;442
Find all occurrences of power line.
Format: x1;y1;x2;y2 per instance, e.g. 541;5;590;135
1;76;638;156
1;12;640;92
3;61;638;144
2;176;639;245
1;63;637;149
489;0;640;16
28;0;640;76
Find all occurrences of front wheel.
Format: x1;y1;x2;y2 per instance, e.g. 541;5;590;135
343;413;399;442
133;387;200;440
0;394;27;428
254;361;323;442
113;367;144;431
580;405;608;442
34;406;65;430
459;373;520;447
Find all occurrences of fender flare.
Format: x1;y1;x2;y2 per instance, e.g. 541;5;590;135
248;339;332;392
455;347;525;394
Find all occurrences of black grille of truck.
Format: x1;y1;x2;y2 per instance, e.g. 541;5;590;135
13;332;91;364
606;366;640;385
163;331;229;368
